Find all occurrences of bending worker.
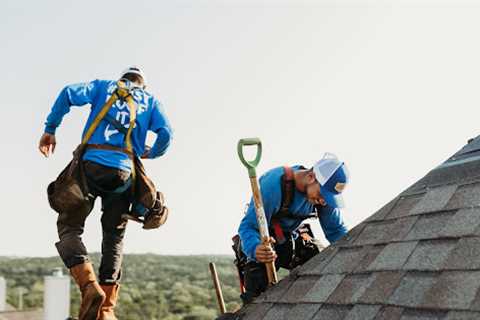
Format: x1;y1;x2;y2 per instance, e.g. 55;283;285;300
235;153;349;304
39;67;172;320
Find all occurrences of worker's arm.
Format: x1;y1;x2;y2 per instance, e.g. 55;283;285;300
318;206;348;243
145;99;173;159
238;172;281;261
44;80;100;134
40;80;100;157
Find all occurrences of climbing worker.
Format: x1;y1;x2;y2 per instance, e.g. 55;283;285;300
233;153;349;304
39;67;173;320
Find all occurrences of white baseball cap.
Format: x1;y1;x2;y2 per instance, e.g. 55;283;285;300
313;153;350;208
120;66;147;85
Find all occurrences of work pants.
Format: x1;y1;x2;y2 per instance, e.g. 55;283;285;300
55;161;131;284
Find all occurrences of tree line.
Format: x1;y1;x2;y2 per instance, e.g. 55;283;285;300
0;254;242;320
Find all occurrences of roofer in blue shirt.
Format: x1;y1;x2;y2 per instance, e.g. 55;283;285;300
38;67;172;320
233;153;349;304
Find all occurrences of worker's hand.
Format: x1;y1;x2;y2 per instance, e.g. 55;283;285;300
39;133;56;158
255;237;277;263
141;145;151;159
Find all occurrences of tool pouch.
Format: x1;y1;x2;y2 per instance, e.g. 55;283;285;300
142;191;169;229
47;144;93;214
131;158;169;229
291;223;323;268
269;223;323;270
232;234;248;293
232;235;248;270
132;157;156;211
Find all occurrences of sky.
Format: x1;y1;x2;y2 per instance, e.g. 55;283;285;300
2;0;480;257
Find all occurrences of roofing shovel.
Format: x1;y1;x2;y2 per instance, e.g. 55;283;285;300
237;138;278;286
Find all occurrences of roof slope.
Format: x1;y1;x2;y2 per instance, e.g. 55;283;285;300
235;136;480;320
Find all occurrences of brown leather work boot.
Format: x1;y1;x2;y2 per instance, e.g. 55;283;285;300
70;262;106;320
99;284;120;320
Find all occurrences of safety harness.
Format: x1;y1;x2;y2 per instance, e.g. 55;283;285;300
270;166;317;244
82;80;138;194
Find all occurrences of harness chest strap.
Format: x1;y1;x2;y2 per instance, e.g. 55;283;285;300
81;91;120;145
280;166;295;214
271;166;295;244
119;86;137;192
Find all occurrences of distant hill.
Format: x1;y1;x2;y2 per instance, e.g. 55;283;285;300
0;254;242;320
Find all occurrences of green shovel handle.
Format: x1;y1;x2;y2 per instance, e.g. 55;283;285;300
238;138;262;178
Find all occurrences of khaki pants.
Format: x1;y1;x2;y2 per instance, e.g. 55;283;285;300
55;161;131;285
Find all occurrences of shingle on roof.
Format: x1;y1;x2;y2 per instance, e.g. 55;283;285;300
399;309;447;320
279;277;316;304
326;274;374;304
440;207;480;237
367;241;418;271
384;194;424;220
320;247;366;274
354;216;418;245
228;136;480;320
446;182;480;209
262;304;290;320
445;311;480;320
388;272;437;308
404;212;455;241
353;244;385;273
422;271;480;310
358;271;404;304
410;185;457;215
375;306;404;320
344;304;381;320
402;239;457;271
311;305;351;320
284;304;321;320
444;237;480;270
302;274;344;303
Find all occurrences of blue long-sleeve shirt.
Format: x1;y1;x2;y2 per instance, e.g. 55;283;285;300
238;166;348;261
44;79;173;172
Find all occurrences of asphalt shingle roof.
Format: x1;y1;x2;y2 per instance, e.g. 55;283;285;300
230;136;480;320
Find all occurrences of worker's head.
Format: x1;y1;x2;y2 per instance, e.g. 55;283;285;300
304;153;349;208
120;66;146;88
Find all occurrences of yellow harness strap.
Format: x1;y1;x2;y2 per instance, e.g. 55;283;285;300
81;91;119;145
116;82;137;191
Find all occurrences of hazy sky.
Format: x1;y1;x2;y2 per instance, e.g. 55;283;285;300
2;0;480;257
